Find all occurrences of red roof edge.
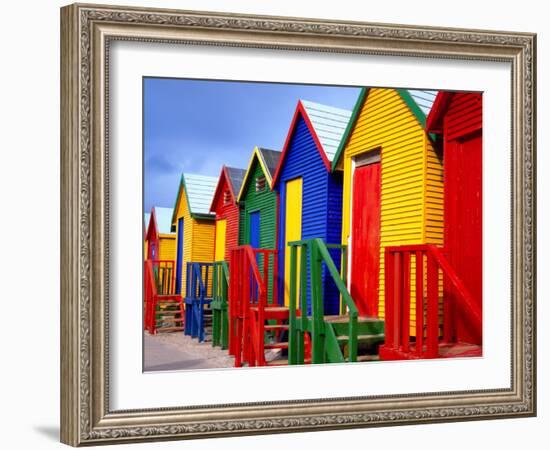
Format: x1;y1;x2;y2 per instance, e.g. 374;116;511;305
145;207;158;242
209;165;233;213
271;100;331;188
426;91;455;134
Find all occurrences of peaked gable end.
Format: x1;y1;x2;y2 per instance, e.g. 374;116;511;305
272;100;351;187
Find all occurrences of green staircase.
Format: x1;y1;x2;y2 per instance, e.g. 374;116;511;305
324;315;384;363
211;261;229;349
287;238;384;365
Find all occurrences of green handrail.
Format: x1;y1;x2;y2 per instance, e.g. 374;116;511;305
287;238;358;364
212;261;230;348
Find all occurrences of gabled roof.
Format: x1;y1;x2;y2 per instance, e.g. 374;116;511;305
210;165;247;211
171;172;217;223
425;91;455;134
147;207;175;241
271;100;352;187
237;146;281;202
331;87;438;171
408;90;438;117
225;167;246;199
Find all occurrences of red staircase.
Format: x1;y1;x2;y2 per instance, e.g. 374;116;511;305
229;246;290;367
144;260;184;334
379;245;482;360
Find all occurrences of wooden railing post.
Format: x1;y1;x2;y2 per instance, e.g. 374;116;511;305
288;245;297;365
393;251;402;350
426;252;439;358
415;251;424;356
401;251;411;353
384;248;394;350
310;240;325;364
298;244;308;364
221;263;229;350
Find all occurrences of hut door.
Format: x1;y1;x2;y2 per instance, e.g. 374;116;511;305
351;159;381;317
175;218;184;295
445;131;482;344
284;178;302;307
249;212;261;248
215;219;227;261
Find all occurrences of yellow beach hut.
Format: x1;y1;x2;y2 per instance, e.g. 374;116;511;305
171;173;218;296
332;88;440;331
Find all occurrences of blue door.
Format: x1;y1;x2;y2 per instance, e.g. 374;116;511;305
249;211;261;300
175;218;184;294
249;211;260;248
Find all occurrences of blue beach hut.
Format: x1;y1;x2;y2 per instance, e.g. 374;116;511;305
272;100;352;315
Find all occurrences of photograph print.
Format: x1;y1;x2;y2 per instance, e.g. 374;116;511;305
143;78;482;372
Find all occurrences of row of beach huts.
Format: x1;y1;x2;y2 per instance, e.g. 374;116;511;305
144;87;483;367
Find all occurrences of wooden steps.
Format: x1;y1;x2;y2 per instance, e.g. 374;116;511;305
336;333;385;342
323;314;385;364
156;326;184;332
154;299;185;334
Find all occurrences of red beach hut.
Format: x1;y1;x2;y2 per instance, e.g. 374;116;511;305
210;166;246;262
426;91;483;345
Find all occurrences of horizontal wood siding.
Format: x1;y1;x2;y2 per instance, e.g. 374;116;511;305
158;234;176;261
341;88;443;333
444;93;482;140
238;207;245;245
241;160;278;301
276;116;342;314
211;178;241;261
424;135;444;247
175;191;193;296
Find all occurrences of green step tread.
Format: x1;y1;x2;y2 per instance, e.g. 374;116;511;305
336;333;385;342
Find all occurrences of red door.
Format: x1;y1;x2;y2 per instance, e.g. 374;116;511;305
350;162;381;317
445;131;482;344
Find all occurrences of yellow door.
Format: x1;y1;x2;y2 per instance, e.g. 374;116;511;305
214;219;227;262
284;178;302;307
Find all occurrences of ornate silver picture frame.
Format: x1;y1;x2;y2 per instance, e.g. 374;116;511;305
60;3;536;446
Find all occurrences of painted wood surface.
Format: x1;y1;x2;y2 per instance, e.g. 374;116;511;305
337;88;443;331
239;154;279;302
173;182;215;295
210;167;245;261
284;177;302;307
275;114;344;315
441;93;483;344
241;161;278;249
351;162;381;317
249;211;261;248
158;234;176;261
145;208;176;264
214;219;227;262
175;218;184;294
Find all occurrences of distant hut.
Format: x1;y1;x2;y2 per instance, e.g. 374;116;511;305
171;173;217;295
210;166;246;262
145;207;176;261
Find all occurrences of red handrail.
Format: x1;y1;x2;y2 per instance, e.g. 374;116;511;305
229;246;277;367
381;244;481;359
143;259;179;334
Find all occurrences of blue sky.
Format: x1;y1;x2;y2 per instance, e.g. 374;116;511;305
144;78;361;212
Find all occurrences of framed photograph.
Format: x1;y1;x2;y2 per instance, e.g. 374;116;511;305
60;3;536;446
